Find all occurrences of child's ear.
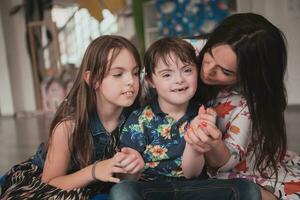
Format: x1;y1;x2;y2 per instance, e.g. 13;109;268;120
84;70;91;85
84;71;100;89
145;76;155;88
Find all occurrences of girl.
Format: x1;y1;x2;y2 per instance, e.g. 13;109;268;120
185;13;300;200
0;35;144;199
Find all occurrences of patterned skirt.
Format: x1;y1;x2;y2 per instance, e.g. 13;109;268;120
0;160;111;200
215;150;300;200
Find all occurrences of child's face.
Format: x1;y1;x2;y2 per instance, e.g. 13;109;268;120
96;49;140;108
148;52;198;111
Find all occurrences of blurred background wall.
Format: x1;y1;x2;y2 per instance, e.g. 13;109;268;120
0;0;300;117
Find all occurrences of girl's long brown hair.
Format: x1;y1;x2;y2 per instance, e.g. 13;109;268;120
47;35;141;168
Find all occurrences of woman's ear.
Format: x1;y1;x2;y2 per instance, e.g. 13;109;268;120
145;76;155;88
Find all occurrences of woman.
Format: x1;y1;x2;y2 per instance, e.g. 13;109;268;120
185;13;300;200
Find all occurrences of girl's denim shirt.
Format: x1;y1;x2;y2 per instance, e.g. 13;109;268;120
31;110;125;173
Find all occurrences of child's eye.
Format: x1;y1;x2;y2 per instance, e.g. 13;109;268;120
162;73;171;78
112;73;122;77
133;69;140;76
184;68;192;73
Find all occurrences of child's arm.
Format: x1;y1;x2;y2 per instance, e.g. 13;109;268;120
182;142;205;178
41;121;127;190
185;106;230;168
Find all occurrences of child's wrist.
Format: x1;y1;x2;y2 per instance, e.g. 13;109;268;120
91;160;99;181
186;143;204;155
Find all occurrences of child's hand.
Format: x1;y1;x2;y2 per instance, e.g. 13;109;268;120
117;147;145;174
94;153;128;183
191;105;217;127
185;105;221;153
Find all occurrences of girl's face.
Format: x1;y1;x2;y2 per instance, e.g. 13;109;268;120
201;44;237;86
96;49;140;109
147;52;198;112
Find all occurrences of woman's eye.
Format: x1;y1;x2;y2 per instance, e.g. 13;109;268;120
221;70;232;76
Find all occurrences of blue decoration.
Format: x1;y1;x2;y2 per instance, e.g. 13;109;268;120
155;0;233;37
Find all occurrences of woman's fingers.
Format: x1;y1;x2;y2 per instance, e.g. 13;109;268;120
199;121;221;140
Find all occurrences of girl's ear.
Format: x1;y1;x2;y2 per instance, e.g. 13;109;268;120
84;70;91;85
84;71;100;89
145;76;155;88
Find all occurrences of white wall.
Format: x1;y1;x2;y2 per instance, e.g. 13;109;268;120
238;0;300;105
0;7;14;116
0;0;36;115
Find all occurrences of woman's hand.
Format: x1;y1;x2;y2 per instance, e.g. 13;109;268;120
184;105;222;153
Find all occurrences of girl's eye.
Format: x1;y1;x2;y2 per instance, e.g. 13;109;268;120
112;73;122;77
133;69;140;76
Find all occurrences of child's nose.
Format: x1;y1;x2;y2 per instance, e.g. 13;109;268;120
175;72;184;84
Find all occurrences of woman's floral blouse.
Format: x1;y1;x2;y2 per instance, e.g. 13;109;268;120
212;89;300;200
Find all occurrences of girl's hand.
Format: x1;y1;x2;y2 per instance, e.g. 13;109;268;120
94;152;128;183
117;147;145;174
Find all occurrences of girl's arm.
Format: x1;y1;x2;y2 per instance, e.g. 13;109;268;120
182;142;205;178
118;111;147;181
42;121;126;190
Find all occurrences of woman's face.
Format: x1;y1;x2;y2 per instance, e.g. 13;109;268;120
200;44;237;86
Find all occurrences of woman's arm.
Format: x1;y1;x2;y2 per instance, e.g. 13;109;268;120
186;95;252;171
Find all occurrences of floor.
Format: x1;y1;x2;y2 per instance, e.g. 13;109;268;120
0;106;299;175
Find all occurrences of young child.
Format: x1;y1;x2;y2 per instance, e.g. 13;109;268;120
0;35;144;199
109;37;262;200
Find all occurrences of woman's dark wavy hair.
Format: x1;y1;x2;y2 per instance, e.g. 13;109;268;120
198;13;287;179
47;35;142;168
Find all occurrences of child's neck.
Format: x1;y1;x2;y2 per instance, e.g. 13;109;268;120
158;99;189;121
97;105;123;133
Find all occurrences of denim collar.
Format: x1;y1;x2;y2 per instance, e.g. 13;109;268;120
88;109;125;136
150;94;199;119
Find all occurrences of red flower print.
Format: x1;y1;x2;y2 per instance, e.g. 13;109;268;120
215;101;236;118
235;160;248;172
284;181;300;195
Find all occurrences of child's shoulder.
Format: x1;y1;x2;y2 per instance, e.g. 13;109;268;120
126;104;154;120
129;104;152;115
52;119;75;138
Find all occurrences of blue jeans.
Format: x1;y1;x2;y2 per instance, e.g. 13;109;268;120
109;178;261;200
